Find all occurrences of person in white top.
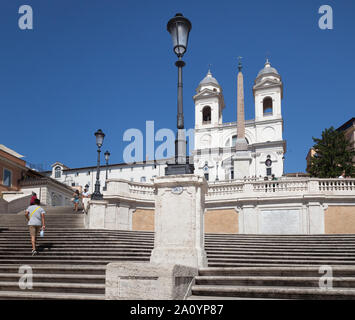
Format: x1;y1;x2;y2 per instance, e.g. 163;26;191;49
82;188;90;213
338;171;346;179
25;198;46;256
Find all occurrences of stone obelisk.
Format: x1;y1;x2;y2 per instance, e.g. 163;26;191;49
233;58;251;179
235;59;248;151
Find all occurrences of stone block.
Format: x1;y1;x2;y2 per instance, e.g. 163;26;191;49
106;262;197;300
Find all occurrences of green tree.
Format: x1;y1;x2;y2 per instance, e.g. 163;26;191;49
308;127;355;178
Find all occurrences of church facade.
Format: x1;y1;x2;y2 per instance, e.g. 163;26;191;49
193;59;285;181
47;60;286;190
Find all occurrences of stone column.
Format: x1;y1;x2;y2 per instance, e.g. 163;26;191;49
150;175;208;269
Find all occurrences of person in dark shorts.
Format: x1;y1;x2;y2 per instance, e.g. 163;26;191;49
72;190;80;212
25;199;46;256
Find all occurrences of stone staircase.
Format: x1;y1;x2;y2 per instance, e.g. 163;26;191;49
0;207;152;300
189;234;355;300
1;208;355;299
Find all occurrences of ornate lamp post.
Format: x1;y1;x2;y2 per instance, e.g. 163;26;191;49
104;150;110;190
91;129;105;200
165;13;194;175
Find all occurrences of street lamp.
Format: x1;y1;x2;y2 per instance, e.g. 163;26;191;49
165;13;194;175
104;150;110;190
91;129;105;200
214;155;222;181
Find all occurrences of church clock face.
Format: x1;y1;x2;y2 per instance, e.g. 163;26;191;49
265;159;272;167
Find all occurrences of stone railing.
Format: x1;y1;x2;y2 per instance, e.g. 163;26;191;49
207;182;244;197
104;178;355;205
0;194;32;214
128;182;155;196
253;180;309;193
318;179;355;192
104;179;155;203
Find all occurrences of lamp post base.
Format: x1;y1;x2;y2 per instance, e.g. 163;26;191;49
165;163;194;175
91;192;103;200
91;180;103;200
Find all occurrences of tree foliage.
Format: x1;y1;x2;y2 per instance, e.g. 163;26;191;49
308;127;355;178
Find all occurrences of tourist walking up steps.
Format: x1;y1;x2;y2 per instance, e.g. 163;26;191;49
30;192;37;205
72;190;80;212
82;187;90;213
25;199;46;256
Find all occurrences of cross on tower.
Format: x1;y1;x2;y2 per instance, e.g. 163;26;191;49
266;51;271;64
237;56;243;71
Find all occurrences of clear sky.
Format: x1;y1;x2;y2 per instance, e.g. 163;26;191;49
1;0;354;173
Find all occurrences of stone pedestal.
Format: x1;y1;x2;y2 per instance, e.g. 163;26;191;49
86;200;133;230
86;200;108;229
106;262;197;300
150;175;208;269
233;151;252;179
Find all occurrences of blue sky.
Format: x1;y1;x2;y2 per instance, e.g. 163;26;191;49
0;0;354;173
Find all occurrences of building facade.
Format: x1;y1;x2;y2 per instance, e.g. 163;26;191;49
0;145;28;193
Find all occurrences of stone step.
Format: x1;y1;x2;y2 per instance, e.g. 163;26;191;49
190;285;355;300
0;254;150;261
208;261;355;267
207;253;355;259
207;255;355;263
199;266;355;277
207;250;355;257
0;240;154;246
206;240;355;245
0;264;106;275
0;281;105;294
0;291;104;300
205;244;355;250
195;276;355;288
205;234;355;239
0;273;105;284
0;247;152;253
0;258;142;265
0;250;151;257
0;245;153;251
206;248;355;254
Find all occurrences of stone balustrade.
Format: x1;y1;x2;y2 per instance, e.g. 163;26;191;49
318;179;355;192
89;177;355;234
104;177;355;203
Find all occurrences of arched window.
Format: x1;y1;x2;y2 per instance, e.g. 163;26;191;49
231;135;249;146
54;166;61;179
263;97;273;116
140;176;146;183
202;106;211;124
